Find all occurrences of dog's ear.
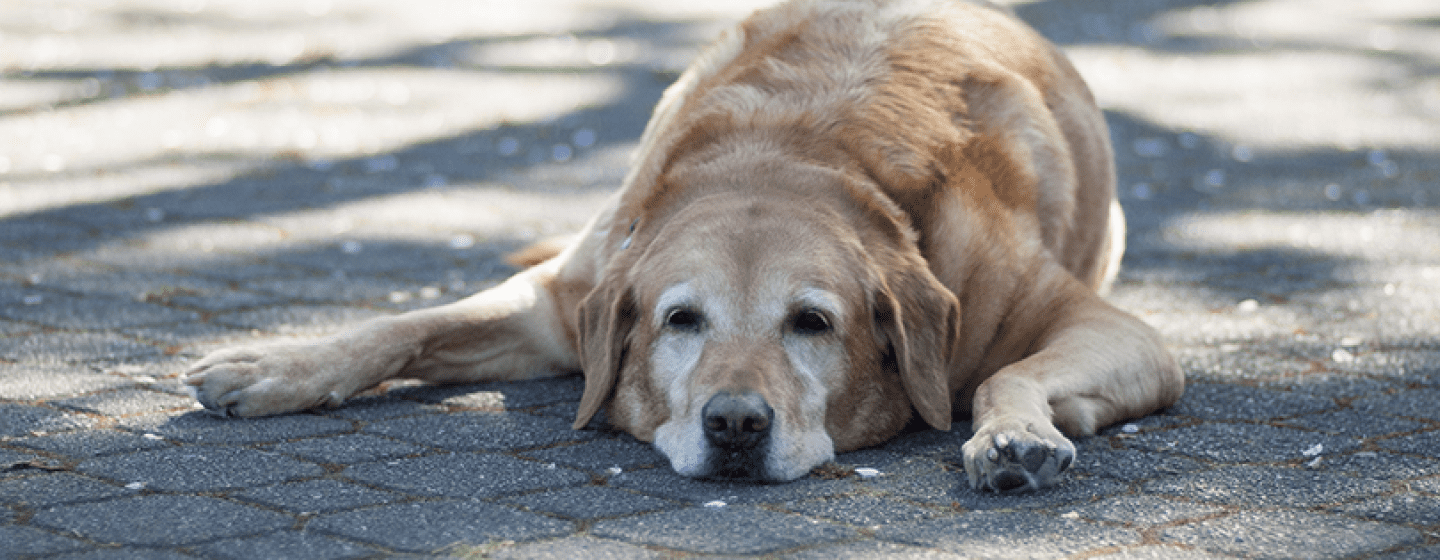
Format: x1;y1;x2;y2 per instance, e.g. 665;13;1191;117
873;260;958;431
573;271;636;429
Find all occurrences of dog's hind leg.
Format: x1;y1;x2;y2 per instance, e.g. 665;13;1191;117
183;258;586;418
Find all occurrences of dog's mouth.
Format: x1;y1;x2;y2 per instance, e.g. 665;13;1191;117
695;391;779;482
700;449;775;482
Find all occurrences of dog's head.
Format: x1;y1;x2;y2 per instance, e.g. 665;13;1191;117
573;159;958;481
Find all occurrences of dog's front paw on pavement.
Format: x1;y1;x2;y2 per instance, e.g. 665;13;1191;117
182;342;344;418
962;419;1076;493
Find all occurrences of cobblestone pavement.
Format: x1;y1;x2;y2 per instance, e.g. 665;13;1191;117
2;0;1439;557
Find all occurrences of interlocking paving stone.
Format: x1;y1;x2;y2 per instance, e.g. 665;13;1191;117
502;485;676;519
1278;408;1429;439
1143;465;1391;508
0;525;91;555
1064;494;1225;527
1413;476;1440;494
878;510;1140;559
235;479;403;513
0;403;93;438
31;495;293;547
44;549;200;560
0;364;132;400
265;433;430;464
309;500;574;553
77;446;324;492
0;448;42;476
781;493;943;527
1084;546;1240;559
53;388;196;417
1261;372;1403;401
239;275;418;305
342;452;589;498
1315;451;1440;481
0;330;162;363
30;269;277;314
781;540;968;559
1159;510;1424;559
0;291;198;330
0;472;132;508
590;506;855;555
361;411;597;451
607;466;853;505
1352;388;1440;422
518;437;666;472
1166;383;1338;421
1069;439;1209;481
10;429;172;458
209;305;395;337
1373;546;1440;560
1333;492;1440;526
312;396;447;421
1121;422;1362;464
1376;429;1440;458
190;531;381;560
396;376;587;409
119;412;354;445
487;535;668;560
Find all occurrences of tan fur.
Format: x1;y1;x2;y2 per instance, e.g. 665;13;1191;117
185;0;1182;491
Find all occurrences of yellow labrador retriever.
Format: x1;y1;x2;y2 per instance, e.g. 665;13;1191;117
185;0;1183;492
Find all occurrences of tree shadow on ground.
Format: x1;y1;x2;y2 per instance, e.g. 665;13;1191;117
2;0;1436;391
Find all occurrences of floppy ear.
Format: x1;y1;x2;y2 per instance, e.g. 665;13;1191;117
572;273;637;429
873;262;959;431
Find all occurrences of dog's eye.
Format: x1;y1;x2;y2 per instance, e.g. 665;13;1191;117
665;307;704;331
791;309;832;336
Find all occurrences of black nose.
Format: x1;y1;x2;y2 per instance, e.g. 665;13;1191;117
702;392;773;449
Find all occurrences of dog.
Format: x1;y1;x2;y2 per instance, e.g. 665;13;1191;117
184;0;1184;492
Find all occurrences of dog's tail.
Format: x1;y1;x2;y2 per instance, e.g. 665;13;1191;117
505;235;575;268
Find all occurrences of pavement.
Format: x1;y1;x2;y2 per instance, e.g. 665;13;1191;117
1;0;1438;557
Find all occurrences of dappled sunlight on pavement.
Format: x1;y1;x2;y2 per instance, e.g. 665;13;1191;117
1;0;1438;557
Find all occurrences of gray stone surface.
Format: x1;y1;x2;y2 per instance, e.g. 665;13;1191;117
235;479;403;514
360;411;596;452
308;500;575;553
590;506;855;555
502;485;677;519
343;452;590;499
31;495;293;547
1159;511;1424;559
191;532;381;560
878;511;1141;558
76;446;325;492
264;433;430;464
2;0;1439;557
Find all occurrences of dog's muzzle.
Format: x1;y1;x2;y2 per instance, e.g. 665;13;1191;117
700;391;774;480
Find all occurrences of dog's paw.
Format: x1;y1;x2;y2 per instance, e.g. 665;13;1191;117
182;341;345;418
961;418;1075;492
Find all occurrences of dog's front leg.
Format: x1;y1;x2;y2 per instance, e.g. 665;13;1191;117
184;262;582;418
962;284;1184;492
